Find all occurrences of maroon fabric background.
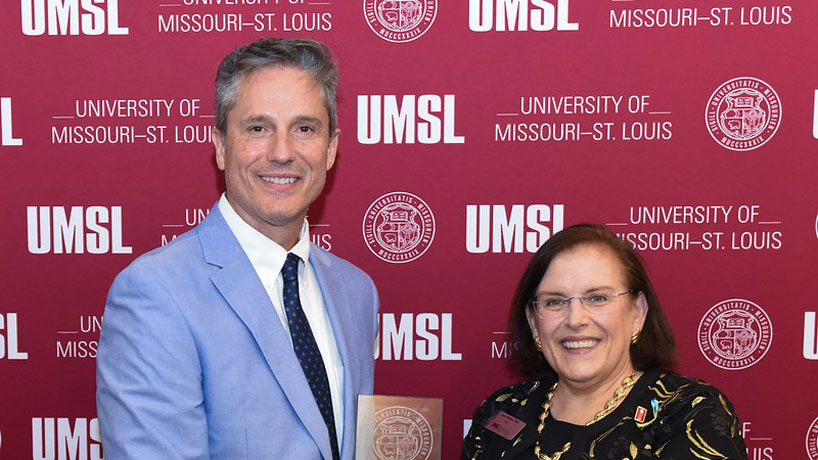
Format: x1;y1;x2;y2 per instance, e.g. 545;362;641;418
1;1;817;459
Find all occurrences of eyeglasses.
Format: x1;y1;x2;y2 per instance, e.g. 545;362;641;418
528;289;636;318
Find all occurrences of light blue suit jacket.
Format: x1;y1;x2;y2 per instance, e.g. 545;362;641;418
96;205;379;460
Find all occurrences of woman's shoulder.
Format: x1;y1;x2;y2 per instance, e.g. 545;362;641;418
651;369;734;402
485;378;551;402
472;376;554;416
637;369;748;458
651;370;744;439
462;377;554;460
467;377;554;430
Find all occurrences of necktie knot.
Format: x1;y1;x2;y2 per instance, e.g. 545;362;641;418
282;253;300;284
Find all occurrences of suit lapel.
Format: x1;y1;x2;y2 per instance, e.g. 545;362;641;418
198;207;333;460
310;247;358;459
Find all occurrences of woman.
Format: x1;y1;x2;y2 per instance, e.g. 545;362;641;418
462;224;747;460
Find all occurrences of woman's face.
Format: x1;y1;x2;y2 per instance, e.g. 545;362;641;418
526;244;648;391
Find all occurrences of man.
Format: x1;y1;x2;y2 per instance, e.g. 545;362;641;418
96;38;379;460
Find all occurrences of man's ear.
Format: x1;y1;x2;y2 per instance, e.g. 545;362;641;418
213;128;226;171
326;128;340;170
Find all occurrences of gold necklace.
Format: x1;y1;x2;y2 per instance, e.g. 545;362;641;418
533;374;636;460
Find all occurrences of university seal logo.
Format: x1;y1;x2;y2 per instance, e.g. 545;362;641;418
807;416;818;460
363;192;435;264
698;298;772;370
363;0;437;43
372;406;433;460
706;77;781;151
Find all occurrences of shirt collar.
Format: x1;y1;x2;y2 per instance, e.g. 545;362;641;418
218;193;311;276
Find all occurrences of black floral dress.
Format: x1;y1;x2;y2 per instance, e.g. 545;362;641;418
462;368;747;460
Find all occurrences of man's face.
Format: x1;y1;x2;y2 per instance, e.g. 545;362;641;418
214;66;338;247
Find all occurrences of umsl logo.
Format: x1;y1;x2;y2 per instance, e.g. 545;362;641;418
375;313;462;360
469;0;578;32
1;97;23;146
22;0;128;36
806;312;818;360
466;204;564;253
357;94;464;144
27;206;132;254
1;313;29;360
32;418;102;460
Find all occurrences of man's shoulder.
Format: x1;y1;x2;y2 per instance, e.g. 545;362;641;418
310;244;374;283
111;221;225;295
120;205;229;274
126;227;203;272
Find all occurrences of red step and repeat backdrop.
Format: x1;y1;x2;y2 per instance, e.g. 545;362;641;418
2;1;817;459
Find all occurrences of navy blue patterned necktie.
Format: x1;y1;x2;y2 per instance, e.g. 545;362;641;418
281;253;340;460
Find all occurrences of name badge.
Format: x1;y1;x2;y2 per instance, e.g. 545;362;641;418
484;411;526;440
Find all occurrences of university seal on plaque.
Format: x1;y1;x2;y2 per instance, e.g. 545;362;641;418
363;0;437;43
363;192;435;264
706;77;781;151
356;395;442;460
373;406;433;460
697;298;772;370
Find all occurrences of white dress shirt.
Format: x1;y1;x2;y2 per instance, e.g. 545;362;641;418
218;194;344;447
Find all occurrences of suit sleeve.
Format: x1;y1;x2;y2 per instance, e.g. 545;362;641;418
370;276;380;356
96;261;210;460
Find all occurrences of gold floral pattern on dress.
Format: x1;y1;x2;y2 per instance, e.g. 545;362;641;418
461;369;748;460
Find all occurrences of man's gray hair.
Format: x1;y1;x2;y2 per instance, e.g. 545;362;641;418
215;37;338;137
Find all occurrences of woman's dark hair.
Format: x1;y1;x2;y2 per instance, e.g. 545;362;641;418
509;224;676;378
